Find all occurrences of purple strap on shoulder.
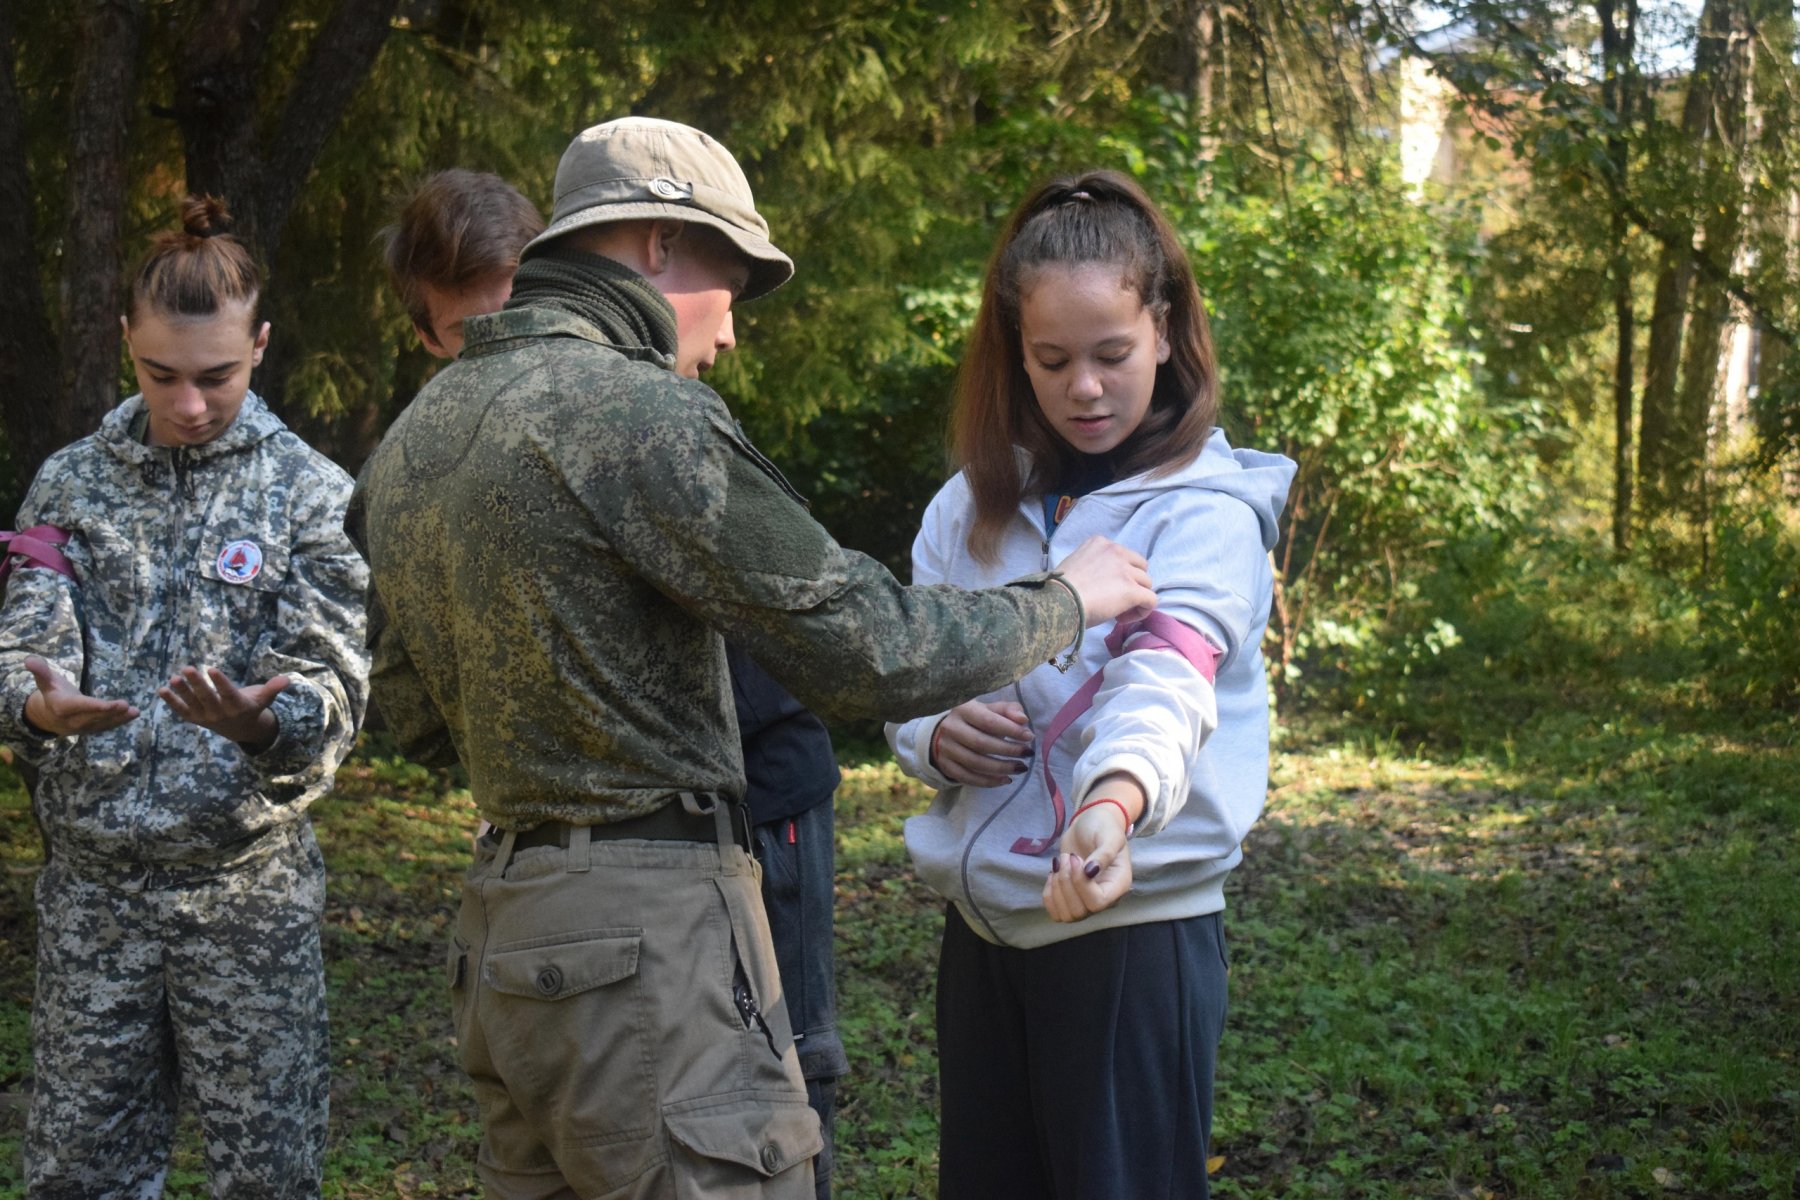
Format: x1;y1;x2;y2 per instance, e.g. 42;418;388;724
0;524;76;584
1010;611;1220;856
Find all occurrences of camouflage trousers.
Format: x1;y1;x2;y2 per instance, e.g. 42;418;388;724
24;821;330;1199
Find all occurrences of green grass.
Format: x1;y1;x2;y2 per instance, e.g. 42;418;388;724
2;546;1796;1195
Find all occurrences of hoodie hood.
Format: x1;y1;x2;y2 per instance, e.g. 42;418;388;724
1098;426;1294;551
94;390;286;466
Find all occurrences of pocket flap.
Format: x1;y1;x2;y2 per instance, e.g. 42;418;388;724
664;1097;822;1178
483;932;641;1000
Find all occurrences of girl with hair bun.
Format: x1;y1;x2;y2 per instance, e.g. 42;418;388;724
888;170;1296;1199
0;195;369;1196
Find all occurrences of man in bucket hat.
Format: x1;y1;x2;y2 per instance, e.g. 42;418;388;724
380;163;850;1200
349;117;1157;1199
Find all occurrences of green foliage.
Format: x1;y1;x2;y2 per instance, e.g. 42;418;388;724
1195;174;1531;689
1693;485;1800;709
1309;479;1800;781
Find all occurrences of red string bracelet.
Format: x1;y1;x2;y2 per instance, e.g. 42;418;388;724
1072;797;1135;835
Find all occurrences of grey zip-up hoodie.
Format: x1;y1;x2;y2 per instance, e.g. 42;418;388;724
0;393;369;873
889;428;1295;949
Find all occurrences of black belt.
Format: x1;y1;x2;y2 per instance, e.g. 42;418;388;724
498;793;749;852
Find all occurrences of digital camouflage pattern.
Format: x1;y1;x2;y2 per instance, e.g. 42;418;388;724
0;391;369;870
26;824;330;1198
350;299;1081;831
0;391;368;1198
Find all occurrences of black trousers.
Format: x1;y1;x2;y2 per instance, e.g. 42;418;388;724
753;799;846;1200
936;905;1229;1200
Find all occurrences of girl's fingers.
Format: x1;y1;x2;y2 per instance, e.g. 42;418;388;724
965;710;1031;741
939;742;1029;787
1044;854;1085;922
953;700;1031;741
952;731;1032;760
1044;847;1134;921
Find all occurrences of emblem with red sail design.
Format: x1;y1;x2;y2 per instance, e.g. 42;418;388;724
216;539;263;585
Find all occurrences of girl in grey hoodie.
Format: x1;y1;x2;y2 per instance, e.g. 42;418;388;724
887;170;1294;1200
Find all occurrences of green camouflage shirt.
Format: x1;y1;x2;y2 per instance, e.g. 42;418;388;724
349;301;1078;829
0;393;370;871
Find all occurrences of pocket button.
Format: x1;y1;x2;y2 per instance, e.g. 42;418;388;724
761;1143;782;1173
535;966;563;996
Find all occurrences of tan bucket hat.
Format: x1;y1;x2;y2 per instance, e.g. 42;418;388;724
523;116;794;300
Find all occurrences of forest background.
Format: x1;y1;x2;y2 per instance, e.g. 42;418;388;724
1;1;1797;1197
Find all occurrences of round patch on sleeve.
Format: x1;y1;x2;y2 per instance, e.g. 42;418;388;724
217;539;264;585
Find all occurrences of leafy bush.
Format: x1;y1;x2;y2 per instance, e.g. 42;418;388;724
1694;483;1800;709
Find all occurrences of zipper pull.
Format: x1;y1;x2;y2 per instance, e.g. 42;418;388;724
733;978;781;1059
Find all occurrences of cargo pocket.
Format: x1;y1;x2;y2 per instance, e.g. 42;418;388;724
479;930;660;1188
713;875;797;1064
664;1095;821;1199
446;936;469;990
445;936;473;1073
446;936;469;1013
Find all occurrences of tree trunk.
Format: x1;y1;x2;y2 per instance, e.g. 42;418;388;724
1669;2;1751;518
1599;0;1639;553
1637;0;1735;516
254;0;401;257
1759;185;1797;494
60;0;147;457
1611;213;1636;555
1181;0;1219;164
1637;245;1693;511
170;0;397;414
178;0;399;406
0;2;62;501
172;0;286;250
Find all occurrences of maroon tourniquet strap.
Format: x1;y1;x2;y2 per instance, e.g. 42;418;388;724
0;524;75;585
1010;610;1220;856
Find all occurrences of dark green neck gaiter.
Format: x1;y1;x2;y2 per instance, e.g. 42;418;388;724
508;246;681;364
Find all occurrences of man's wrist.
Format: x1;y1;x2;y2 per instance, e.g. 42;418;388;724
20;695;55;739
1004;571;1085;671
221;708;280;752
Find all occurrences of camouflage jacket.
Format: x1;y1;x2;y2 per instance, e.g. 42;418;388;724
349;298;1080;830
0;393;370;872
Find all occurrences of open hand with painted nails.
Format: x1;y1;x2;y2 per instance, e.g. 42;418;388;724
1042;774;1142;922
933;699;1035;788
159;665;289;752
21;655;140;737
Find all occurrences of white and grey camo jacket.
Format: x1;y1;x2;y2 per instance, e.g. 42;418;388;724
0;392;369;873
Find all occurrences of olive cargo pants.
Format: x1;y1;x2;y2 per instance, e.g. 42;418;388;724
450;822;821;1199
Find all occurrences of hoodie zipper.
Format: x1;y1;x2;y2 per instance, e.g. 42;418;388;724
954;500;1079;946
139;445;194;856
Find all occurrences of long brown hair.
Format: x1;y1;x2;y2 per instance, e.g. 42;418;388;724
127;195;262;325
951;170;1217;562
